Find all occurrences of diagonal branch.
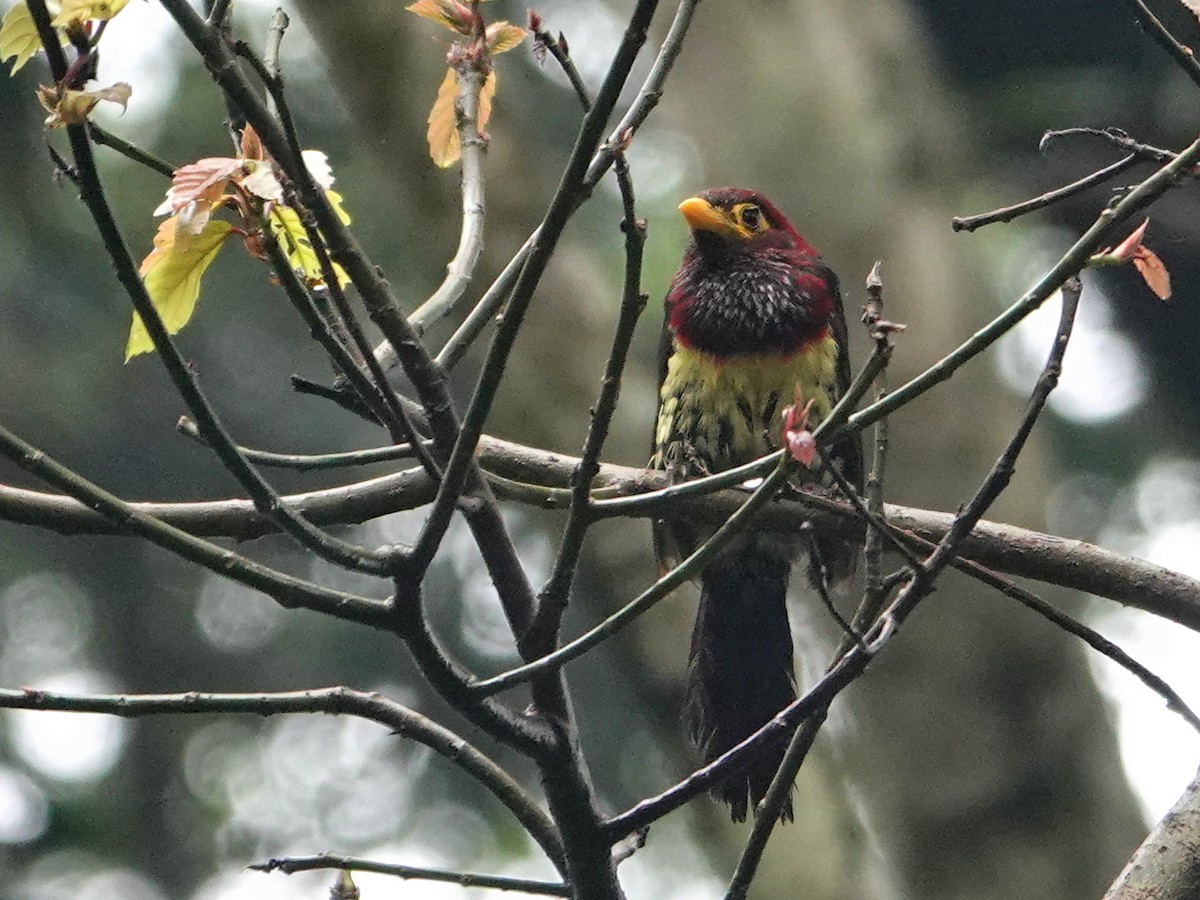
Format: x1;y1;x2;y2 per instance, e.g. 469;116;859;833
952;153;1139;232
469;463;795;696
1104;764;1200;899
31;0;394;578
0;420;390;628
843;129;1200;440
1115;0;1200;90
524;152;647;657
410;0;661;572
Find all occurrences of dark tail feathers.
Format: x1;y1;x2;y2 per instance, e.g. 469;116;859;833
684;551;796;822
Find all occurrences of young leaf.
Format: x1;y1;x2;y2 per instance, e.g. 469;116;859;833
0;3;49;74
37;81;131;127
51;0;130;27
406;0;473;34
485;21;526;54
268;205;350;289
1133;247;1172;300
427;67;459;168
126;217;233;361
326;189;352;225
480;69;496;130
427;66;497;167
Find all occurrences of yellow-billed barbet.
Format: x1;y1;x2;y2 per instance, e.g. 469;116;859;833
652;187;863;822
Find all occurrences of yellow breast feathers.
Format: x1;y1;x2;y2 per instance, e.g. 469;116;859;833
655;337;839;474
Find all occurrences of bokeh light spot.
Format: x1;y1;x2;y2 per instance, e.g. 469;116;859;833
7;671;128;784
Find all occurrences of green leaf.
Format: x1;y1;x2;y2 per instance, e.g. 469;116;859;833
268;204;350;289
126;217;233;361
1;3;45;74
485;21;526;54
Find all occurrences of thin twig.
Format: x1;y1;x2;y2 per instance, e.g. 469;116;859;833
0;420;389;627
86;123;176;177
533;23;592;110
860;260;898;603
1115;0;1200;90
435;236;531;370
410;0;661;576
0;684;565;871
952;153;1139;232
177;416;430;470
390;579;559;753
943;552;1200;734
469;463;794;696
841;132;1200;441
524;151;646;656
260;230;401;428
252;854;570;896
236;26;366;370
1040;127;1179;166
206;0;232;27
262;7;287;80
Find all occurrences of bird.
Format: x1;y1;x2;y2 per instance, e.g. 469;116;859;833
651;187;863;822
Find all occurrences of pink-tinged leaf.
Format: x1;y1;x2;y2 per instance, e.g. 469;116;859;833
127;218;234;361
486;21;527;54
239;124;264;161
155;157;244;218
1133;246;1172;300
240;159;284;203
781;389;817;466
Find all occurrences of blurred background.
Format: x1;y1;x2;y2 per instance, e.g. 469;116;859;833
1;0;1199;897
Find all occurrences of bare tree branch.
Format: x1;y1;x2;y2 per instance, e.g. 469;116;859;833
408;67;490;331
0;685;565;873
952;153;1139;232
0;420;390;627
252;853;570;896
4;434;1199;632
1104;764;1200;900
845;130;1200;439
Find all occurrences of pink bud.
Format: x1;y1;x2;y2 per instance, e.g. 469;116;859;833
1110;218;1150;263
787;429;817;467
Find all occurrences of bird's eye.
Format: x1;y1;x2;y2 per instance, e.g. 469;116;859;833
738;204;763;231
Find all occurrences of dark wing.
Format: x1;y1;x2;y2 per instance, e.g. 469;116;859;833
821;264;865;493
